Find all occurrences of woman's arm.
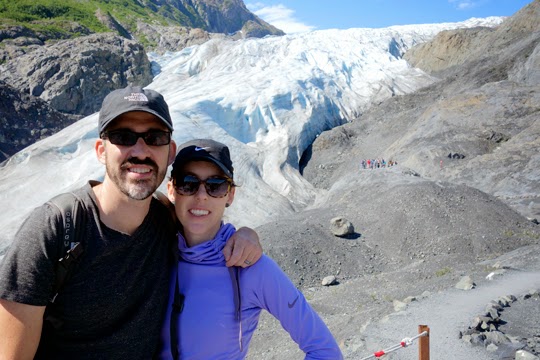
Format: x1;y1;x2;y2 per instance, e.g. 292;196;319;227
249;256;343;359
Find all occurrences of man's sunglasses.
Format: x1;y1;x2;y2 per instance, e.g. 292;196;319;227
174;174;233;198
101;129;171;146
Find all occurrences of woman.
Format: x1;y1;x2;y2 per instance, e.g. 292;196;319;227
158;139;343;359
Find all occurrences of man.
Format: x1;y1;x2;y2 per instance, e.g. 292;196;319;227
0;85;262;359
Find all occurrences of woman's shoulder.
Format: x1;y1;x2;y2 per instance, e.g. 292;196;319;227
239;254;284;285
246;254;278;270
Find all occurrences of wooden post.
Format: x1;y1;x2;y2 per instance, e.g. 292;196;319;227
418;325;430;360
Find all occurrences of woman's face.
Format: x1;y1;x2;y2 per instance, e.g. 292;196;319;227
167;161;235;245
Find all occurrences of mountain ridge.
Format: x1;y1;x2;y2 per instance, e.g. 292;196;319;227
0;0;284;161
0;0;284;48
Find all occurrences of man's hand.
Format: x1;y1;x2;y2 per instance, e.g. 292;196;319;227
223;227;263;267
0;299;44;359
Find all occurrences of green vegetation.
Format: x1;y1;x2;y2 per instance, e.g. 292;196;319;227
501;229;540;240
435;267;452;277
0;0;107;35
503;229;514;237
0;0;205;41
522;230;540;240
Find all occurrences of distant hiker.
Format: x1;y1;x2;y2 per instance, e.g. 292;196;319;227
158;139;343;359
367;159;371;169
361;159;366;169
0;86;262;359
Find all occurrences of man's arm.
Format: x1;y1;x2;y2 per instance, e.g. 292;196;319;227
0;299;45;359
223;227;263;267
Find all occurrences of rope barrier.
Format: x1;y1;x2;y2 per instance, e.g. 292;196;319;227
360;331;429;360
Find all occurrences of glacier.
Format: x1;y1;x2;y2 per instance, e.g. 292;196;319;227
0;17;503;254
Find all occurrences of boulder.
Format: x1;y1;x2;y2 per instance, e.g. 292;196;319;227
330;217;354;237
455;275;476;290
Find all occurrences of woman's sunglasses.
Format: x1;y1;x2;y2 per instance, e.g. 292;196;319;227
101;129;171;146
174;174;233;198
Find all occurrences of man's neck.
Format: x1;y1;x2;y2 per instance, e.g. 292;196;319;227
92;180;152;235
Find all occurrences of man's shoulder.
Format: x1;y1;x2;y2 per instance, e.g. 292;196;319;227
47;182;94;204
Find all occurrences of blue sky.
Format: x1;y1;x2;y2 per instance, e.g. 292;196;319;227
246;0;533;33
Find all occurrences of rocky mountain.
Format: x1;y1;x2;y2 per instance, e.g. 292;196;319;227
167;0;284;38
248;1;540;359
304;0;540;222
0;0;284;162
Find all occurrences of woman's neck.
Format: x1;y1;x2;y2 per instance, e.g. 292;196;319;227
184;227;220;247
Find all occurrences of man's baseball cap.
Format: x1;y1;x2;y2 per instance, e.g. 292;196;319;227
172;139;234;179
98;85;173;134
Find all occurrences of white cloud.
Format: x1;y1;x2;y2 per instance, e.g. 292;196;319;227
448;0;481;10
246;3;316;34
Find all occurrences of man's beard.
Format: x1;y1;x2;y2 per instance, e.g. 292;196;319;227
106;157;167;200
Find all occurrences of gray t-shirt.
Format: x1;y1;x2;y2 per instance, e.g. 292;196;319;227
0;181;175;359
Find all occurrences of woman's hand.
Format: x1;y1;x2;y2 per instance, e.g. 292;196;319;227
223;227;263;267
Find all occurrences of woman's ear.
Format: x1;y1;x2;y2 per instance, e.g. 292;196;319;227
226;186;235;207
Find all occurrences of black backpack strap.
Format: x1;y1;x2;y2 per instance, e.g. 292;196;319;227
229;266;243;351
47;192;86;303
170;268;184;360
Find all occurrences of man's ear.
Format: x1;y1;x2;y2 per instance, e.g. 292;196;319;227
167;180;176;203
95;139;106;164
168;140;177;166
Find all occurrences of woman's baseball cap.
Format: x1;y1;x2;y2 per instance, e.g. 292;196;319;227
172;139;234;179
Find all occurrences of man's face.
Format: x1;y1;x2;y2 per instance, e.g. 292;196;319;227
96;111;176;200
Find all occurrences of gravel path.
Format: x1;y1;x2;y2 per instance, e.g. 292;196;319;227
356;271;540;360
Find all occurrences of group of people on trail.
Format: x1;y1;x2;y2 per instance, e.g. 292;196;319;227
0;85;343;359
361;158;397;169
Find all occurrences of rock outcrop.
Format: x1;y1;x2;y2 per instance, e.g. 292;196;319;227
178;0;284;38
404;0;540;78
136;23;222;53
0;33;153;117
0;80;76;163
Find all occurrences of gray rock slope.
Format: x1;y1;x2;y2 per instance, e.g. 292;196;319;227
248;1;540;359
0;80;76;163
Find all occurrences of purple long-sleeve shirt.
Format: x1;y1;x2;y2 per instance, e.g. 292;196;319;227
158;224;343;359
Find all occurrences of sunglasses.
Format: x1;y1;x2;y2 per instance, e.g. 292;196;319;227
102;129;171;146
174;174;233;198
